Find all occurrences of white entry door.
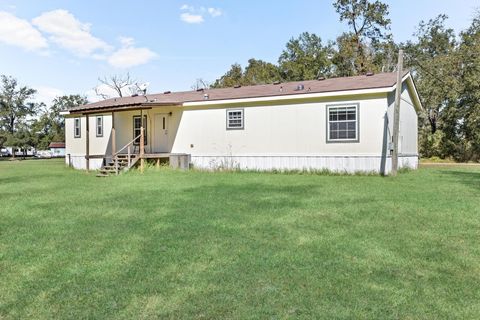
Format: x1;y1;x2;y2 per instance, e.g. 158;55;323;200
154;113;169;152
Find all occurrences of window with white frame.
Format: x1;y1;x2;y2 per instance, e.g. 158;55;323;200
96;116;103;137
133;115;147;145
74;117;81;138
226;109;244;129
327;105;358;141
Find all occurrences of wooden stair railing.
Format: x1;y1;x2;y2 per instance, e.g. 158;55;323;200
97;134;142;177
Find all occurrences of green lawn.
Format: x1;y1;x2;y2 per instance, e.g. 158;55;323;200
1;159;479;319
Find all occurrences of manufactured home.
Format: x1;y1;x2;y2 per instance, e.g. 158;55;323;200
63;71;422;175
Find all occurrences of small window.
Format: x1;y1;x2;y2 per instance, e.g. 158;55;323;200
96;116;103;137
226;109;244;130
133;115;147;145
327;105;358;142
74;117;81;138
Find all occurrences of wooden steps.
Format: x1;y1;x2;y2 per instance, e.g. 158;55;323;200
96;154;138;177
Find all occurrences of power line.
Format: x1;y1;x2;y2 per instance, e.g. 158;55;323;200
404;52;464;96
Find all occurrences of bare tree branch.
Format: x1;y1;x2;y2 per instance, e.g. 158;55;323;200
95;73;136;99
191;78;210;91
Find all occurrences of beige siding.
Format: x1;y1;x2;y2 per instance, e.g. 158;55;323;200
171;96;388;156
64;86;419;172
113;108;181;154
65;113;112;169
387;83;419;156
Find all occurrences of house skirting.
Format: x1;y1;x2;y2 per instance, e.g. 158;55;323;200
66;155;103;170
65;153;419;174
190;154;419;174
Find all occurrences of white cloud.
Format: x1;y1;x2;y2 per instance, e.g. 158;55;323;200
32;9;111;57
32;86;64;107
119;36;134;47
180;4;194;11
180;5;222;24
107;37;157;68
85;84;117;102
1;10;157;69
208;8;222;17
0;11;48;51
108;47;157;68
180;12;204;24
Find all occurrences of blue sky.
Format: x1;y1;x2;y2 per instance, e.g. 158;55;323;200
0;0;478;106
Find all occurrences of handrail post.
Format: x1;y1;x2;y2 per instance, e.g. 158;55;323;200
111;111;116;157
140;126;145;173
128;145;131;168
115;156;118;175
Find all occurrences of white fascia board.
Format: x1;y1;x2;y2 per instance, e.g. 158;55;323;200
182;87;394;107
403;73;423;112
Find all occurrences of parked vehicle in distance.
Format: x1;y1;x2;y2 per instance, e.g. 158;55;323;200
0;148;11;157
34;150;53;158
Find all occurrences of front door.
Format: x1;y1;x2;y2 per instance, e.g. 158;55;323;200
154;113;169;153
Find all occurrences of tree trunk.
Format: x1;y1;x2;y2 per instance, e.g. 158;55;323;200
428;115;437;134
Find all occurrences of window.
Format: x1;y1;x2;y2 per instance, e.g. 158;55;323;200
96;116;103;137
327;104;358;142
133;115;147;145
226;109;244;130
74;117;81;138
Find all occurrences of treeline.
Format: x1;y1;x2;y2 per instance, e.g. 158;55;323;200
0;75;87;154
211;1;480;162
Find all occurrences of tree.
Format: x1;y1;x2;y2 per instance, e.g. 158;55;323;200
95;73;135;99
191;78;211;91
0;75;39;158
331;33;359;76
278;32;333;81
7;123;36;159
333;0;391;74
456;13;480;161
211;63;244;88
0;75;38;134
243;59;282;84
33;95;88;150
403;15;459;158
211;60;281;88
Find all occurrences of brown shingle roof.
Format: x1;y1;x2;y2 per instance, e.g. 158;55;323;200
70;71;409;113
48;142;65;148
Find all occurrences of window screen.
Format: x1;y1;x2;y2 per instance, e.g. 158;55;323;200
227;109;244;129
328;105;358;141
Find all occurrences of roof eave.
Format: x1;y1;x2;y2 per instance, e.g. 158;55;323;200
182;86;393;107
68;102;182;114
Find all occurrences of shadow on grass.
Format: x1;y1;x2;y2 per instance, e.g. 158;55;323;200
439;170;480;191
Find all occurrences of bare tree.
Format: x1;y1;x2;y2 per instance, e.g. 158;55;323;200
95;73;136;99
191;78;210;91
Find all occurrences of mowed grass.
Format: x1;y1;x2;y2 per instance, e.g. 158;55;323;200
1;159;480;319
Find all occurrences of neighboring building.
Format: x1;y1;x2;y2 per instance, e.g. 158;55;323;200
63;71;422;174
2;146;36;157
48;142;66;157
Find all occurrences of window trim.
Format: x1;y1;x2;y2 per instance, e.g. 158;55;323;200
74;117;81;138
226;108;244;130
326;103;360;143
133;115;147;145
96;115;103;137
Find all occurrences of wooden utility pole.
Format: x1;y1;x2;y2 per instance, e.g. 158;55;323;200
391;49;403;176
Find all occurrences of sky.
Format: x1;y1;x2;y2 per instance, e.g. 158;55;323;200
0;0;478;107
